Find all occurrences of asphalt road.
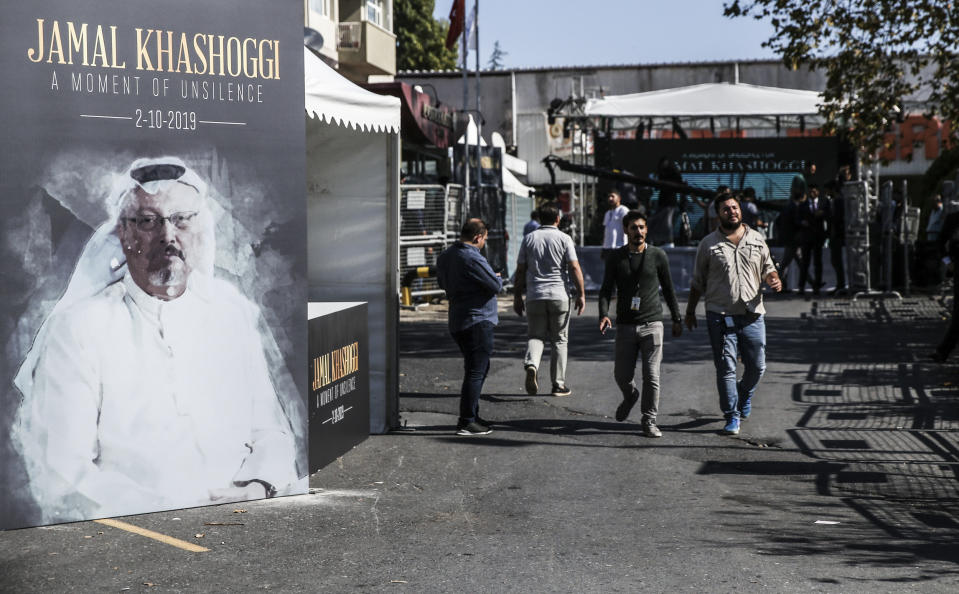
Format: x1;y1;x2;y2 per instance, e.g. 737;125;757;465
1;292;957;592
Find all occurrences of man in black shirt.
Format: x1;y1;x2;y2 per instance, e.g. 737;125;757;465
599;210;683;437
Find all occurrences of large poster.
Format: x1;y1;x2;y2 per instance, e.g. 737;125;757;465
0;1;307;529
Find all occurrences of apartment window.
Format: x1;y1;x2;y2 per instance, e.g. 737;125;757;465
366;0;383;28
309;0;330;17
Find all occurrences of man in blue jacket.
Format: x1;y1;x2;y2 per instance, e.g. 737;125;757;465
437;218;503;436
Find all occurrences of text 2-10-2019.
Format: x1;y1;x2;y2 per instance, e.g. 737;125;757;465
135;109;197;130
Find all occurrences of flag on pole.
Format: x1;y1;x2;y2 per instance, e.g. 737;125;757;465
445;0;465;50
464;2;477;50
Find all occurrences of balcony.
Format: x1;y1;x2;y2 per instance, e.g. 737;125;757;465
338;20;396;80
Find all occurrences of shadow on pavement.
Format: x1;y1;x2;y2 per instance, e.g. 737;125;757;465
697;297;959;570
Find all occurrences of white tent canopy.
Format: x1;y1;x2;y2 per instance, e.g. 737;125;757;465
304;47;400;133
585;82;823;118
303;46;401;433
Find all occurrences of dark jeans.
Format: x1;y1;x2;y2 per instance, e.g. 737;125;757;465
779;243;801;289
799;240;824;290
830;240;846;289
451;321;495;423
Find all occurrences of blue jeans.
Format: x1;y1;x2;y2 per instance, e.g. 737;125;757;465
705;312;766;420
451;321;495;423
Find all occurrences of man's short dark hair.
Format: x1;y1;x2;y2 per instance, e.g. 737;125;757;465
621;209;647;229
538;203;561;225
713;191;739;211
460;218;488;241
743;187;756;199
529;209;539;221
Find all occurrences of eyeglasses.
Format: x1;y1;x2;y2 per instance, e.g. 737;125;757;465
123;211;198;231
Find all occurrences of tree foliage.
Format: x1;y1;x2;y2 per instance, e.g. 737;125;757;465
395;0;459;72
724;1;959;159
487;40;507;70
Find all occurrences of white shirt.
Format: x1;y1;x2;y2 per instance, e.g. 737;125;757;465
517;225;578;301
603;205;629;248
14;275;299;522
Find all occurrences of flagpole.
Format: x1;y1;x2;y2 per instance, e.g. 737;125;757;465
473;0;481;220
456;0;469;218
461;3;468;114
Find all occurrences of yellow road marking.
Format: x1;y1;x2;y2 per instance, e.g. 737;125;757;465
94;518;210;552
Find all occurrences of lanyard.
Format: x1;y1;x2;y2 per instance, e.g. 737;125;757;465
626;248;648;297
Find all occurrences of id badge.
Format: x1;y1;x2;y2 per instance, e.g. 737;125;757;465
724;316;735;329
630;297;642;311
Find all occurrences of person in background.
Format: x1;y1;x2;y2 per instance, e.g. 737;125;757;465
602;190;629;259
824;180;847;294
523;208;541;236
798;183;828;295
651;157;683;247
927;194;944;241
777;176;805;292
740;187;766;235
931;209;959;363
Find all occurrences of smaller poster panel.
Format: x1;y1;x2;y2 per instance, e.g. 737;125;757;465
308;303;370;473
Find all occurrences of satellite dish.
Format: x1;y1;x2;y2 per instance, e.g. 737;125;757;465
304;27;324;53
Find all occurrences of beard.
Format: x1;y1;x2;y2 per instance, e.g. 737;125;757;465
719;219;742;233
148;264;186;287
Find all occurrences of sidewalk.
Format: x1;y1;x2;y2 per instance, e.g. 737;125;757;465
1;294;956;592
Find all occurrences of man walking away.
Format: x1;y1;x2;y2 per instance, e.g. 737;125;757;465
599;210;683;438
685;192;782;436
436;219;503;436
514;203;586;397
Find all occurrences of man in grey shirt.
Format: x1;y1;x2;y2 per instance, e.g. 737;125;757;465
513;203;586;396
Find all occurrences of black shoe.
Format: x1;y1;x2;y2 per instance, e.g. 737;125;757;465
551;384;572;397
475;415;494;427
524;366;538;395
929;351;947;364
615;387;639;422
456;421;492;436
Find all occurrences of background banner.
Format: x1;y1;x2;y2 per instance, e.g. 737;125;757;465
0;0;307;529
609;137;839;201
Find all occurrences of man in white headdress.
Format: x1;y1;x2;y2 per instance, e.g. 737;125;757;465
12;157;300;523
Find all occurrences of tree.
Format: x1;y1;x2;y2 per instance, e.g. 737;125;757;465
487;40;508;70
724;1;959;160
395;0;459;72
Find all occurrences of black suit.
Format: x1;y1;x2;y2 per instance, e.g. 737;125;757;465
827;194;846;290
798;196;828;292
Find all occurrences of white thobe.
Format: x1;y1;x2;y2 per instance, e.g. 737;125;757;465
15;275;298;522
